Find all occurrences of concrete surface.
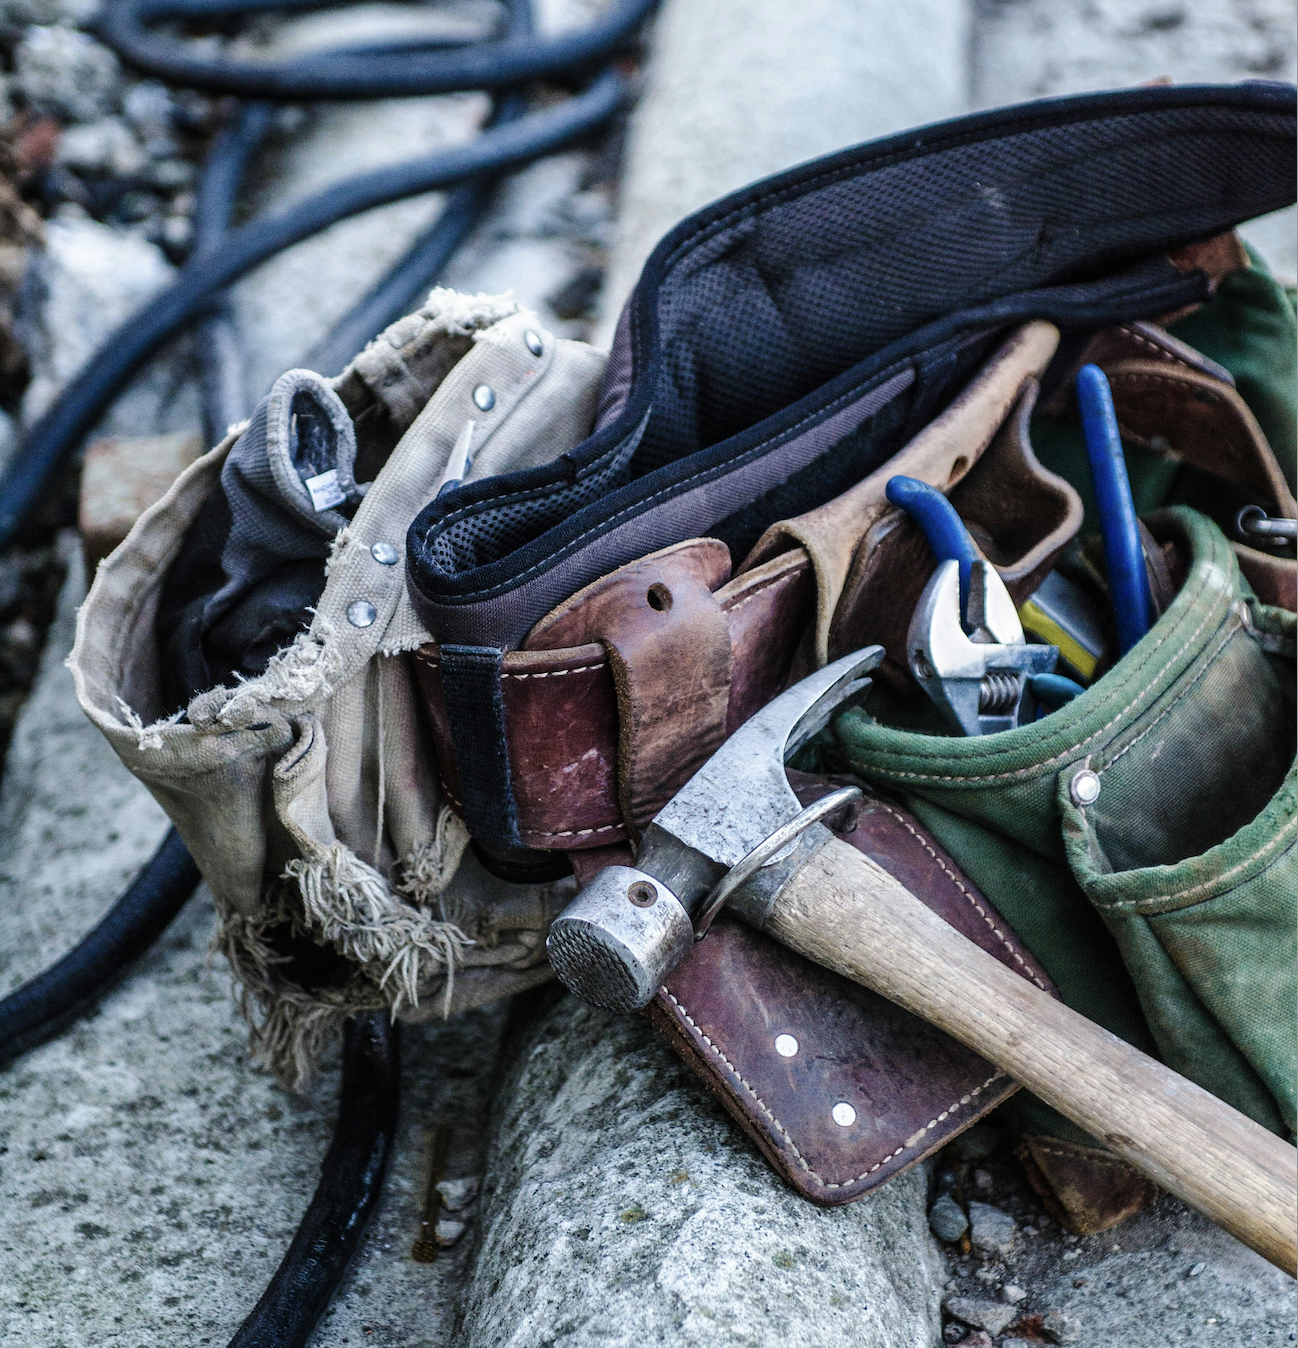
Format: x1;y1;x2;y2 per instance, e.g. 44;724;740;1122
459;994;944;1348
0;549;509;1347
593;0;973;343
933;1136;1297;1347
971;0;1298;279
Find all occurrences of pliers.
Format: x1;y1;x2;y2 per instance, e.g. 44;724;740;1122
887;476;1064;736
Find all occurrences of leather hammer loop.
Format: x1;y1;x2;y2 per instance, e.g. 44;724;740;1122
0;1;655;1343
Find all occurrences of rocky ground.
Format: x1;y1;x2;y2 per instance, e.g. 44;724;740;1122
0;1;1294;1345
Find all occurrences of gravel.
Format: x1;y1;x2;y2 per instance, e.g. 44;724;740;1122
930;1193;971;1243
13;26;122;123
968;1201;1018;1257
942;1295;1019;1337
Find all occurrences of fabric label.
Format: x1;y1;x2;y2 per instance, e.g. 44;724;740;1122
304;468;345;512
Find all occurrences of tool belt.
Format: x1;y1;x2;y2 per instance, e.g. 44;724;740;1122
70;83;1295;1223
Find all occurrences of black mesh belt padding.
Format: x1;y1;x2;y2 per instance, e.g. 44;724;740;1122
407;83;1296;650
438;644;520;850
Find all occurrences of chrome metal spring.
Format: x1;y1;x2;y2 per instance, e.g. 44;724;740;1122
978;671;1021;715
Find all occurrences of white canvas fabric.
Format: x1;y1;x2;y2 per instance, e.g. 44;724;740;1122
70;289;607;1084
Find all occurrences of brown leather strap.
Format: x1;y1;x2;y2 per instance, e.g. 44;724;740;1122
411;547;814;849
645;776;1057;1206
526;541;734;836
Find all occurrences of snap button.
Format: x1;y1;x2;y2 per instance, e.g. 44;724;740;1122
1069;768;1101;807
370;541;399;566
472;384;496;411
831;1102;857;1128
524;329;543;357
774;1034;798;1058
346;599;377;629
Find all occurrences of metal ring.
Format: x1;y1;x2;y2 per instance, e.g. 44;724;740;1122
1237;504;1297;544
693;785;863;940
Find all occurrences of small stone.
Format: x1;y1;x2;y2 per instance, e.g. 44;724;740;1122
972;1168;994;1193
1061;1249;1079;1261
968;1201;1017;1256
1022;1225;1038;1236
1188;1262;1206;1277
929;1193;969;1243
942;1295;1018;1337
937;1168;960;1196
14;26;122;122
1042;1308;1081;1343
954;1332;993;1348
436;1177;480;1211
434;1217;466;1247
57;118;147;178
1002;1339;1040;1348
942;1323;966;1343
1001;1283;1028;1304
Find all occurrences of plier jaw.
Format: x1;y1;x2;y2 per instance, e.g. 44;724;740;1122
908;560;1058;736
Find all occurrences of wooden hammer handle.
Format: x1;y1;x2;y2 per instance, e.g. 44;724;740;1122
764;835;1297;1274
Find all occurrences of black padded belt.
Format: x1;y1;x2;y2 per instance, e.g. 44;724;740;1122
406;82;1297;651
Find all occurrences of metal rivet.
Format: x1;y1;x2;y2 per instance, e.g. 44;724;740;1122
1070;768;1101;808
346;599;377;629
370;541;399;566
774;1034;799;1058
472;384;496;411
524;329;543;357
831;1102;857;1128
627;880;658;908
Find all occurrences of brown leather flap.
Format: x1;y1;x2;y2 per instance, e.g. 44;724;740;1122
411;546;813;849
646;776;1057;1206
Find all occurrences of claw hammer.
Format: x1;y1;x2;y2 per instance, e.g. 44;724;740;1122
547;649;1298;1274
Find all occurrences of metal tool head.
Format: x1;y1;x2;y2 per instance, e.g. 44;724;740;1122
546;646;884;1011
909;560;1056;736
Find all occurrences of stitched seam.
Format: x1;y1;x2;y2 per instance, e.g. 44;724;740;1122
867;802;1047;990
720;567;806;615
1102;609;1243;773
1115;326;1189;366
1096;813;1297;910
415;655;607;679
428;368;914;601
528;822;623;841
665;991;1002;1190
866;578;1228;784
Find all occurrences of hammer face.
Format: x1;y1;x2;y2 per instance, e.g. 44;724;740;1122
547;866;694;1011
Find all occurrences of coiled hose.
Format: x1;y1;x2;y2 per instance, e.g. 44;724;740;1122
0;1;651;1338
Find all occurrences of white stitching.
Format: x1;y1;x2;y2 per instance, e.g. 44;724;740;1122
664;990;1002;1190
865;800;1048;990
863;562;1230;785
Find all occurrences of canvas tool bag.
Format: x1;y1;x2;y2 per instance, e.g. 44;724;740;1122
71;82;1294;1214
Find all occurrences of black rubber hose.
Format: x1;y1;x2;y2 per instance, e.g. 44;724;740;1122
0;826;201;1065
194;102;274;442
227;1011;401;1348
97;0;654;100
0;69;629;548
305;179;493;376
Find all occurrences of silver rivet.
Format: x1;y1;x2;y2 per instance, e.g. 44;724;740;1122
774;1034;799;1058
370;541;399;566
472;384;496;411
831;1102;857;1128
1070;768;1101;808
346;599;377;629
524;329;543;357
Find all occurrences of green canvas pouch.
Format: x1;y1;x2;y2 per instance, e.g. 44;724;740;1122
829;506;1296;1141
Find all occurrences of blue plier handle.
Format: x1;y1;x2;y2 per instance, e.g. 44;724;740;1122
885;475;979;625
1076;363;1153;657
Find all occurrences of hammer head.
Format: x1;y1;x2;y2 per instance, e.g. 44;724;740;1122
546;646;884;1010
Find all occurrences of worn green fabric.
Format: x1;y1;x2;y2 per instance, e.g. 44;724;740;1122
833;508;1297;1136
1033;250;1298;538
